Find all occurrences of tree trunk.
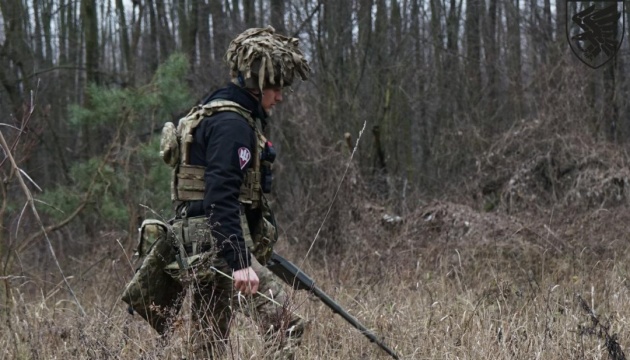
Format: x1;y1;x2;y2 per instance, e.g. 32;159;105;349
156;0;174;62
444;0;462;122
542;0;552;63
411;0;430;179
81;0;100;85
116;0;132;76
505;0;523;121
483;0;498;127
145;0;159;73
465;0;481;109
130;2;144;83
270;0;286;34
0;0;35;112
358;0;372;52
198;0;212;68
178;0;198;67
33;0;44;62
80;0;99;157
231;0;241;26
210;0;229;62
555;0;566;44
391;0;402;45
244;0;256;27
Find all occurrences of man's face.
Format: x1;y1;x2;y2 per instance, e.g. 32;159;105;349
261;87;283;114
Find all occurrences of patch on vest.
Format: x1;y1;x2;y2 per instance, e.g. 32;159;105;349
238;147;251;169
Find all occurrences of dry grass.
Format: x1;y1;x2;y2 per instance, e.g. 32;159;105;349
3;199;630;360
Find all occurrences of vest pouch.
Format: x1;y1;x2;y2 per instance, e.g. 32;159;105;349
160;122;179;167
175;165;205;201
122;219;184;335
170;216;215;258
166;216;217;283
135;219;169;259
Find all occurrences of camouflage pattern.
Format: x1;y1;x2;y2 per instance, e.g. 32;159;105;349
121;221;184;334
164;251;217;286
134;219;168;258
169;216;214;256
250;198;278;265
169;255;304;359
159;121;179;167
225;26;311;90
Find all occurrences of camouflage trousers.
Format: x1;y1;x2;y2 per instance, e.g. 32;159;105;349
173;255;305;359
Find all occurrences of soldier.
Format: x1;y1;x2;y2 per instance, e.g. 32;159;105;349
165;26;311;359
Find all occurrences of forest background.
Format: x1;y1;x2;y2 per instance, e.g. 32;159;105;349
2;0;630;359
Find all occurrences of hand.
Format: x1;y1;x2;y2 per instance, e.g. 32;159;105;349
233;267;259;295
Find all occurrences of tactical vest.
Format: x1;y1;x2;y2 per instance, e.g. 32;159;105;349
160;100;277;263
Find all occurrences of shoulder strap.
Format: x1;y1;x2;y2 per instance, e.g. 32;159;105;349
177;100;256;165
202;100;256;128
178;100;254;134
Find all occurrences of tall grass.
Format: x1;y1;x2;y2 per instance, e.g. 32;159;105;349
2;200;630;360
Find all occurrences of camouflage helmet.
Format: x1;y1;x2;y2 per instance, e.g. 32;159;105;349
225;26;310;90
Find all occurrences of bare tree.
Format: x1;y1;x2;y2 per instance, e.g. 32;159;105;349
244;0;256;27
270;0;285;33
81;0;100;85
465;0;482;115
116;0;132;77
505;0;523;120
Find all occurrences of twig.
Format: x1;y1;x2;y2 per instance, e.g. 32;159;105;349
0;85;36;170
0;130;86;316
210;266;298;313
18;168;42;192
301;120;367;266
291;0;323;38
15;201;89;255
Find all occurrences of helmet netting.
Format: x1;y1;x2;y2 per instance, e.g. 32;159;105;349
225;26;311;90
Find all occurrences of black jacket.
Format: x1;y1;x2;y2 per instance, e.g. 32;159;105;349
185;83;267;271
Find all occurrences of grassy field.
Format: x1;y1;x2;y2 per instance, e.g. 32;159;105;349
2;199;630;360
